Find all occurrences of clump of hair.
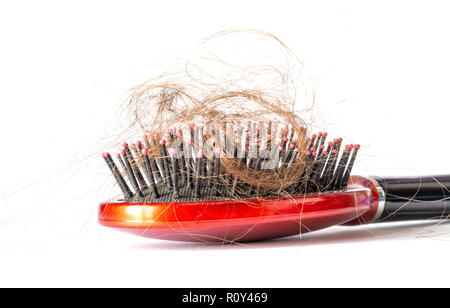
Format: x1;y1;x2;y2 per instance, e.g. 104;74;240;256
102;29;359;202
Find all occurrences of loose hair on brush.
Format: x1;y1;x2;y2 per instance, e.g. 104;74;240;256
103;29;359;202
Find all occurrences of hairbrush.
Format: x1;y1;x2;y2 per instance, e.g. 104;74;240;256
99;122;450;242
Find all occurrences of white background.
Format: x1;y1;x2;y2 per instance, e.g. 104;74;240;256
1;0;450;287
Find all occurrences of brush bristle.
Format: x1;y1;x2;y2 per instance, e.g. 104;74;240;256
102;121;359;202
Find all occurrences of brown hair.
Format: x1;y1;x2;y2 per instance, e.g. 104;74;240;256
114;29;324;200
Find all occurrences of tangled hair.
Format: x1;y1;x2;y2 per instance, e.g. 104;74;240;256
107;29;351;201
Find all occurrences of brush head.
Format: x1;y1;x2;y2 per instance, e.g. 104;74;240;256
100;121;362;241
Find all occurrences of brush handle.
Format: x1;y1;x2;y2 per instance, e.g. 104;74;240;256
373;175;450;221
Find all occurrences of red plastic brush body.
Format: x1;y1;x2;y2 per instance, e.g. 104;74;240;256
99;176;377;242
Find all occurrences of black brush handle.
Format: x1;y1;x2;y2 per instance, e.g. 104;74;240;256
373;175;450;221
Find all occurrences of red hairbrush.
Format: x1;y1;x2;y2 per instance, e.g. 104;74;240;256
99;123;450;242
